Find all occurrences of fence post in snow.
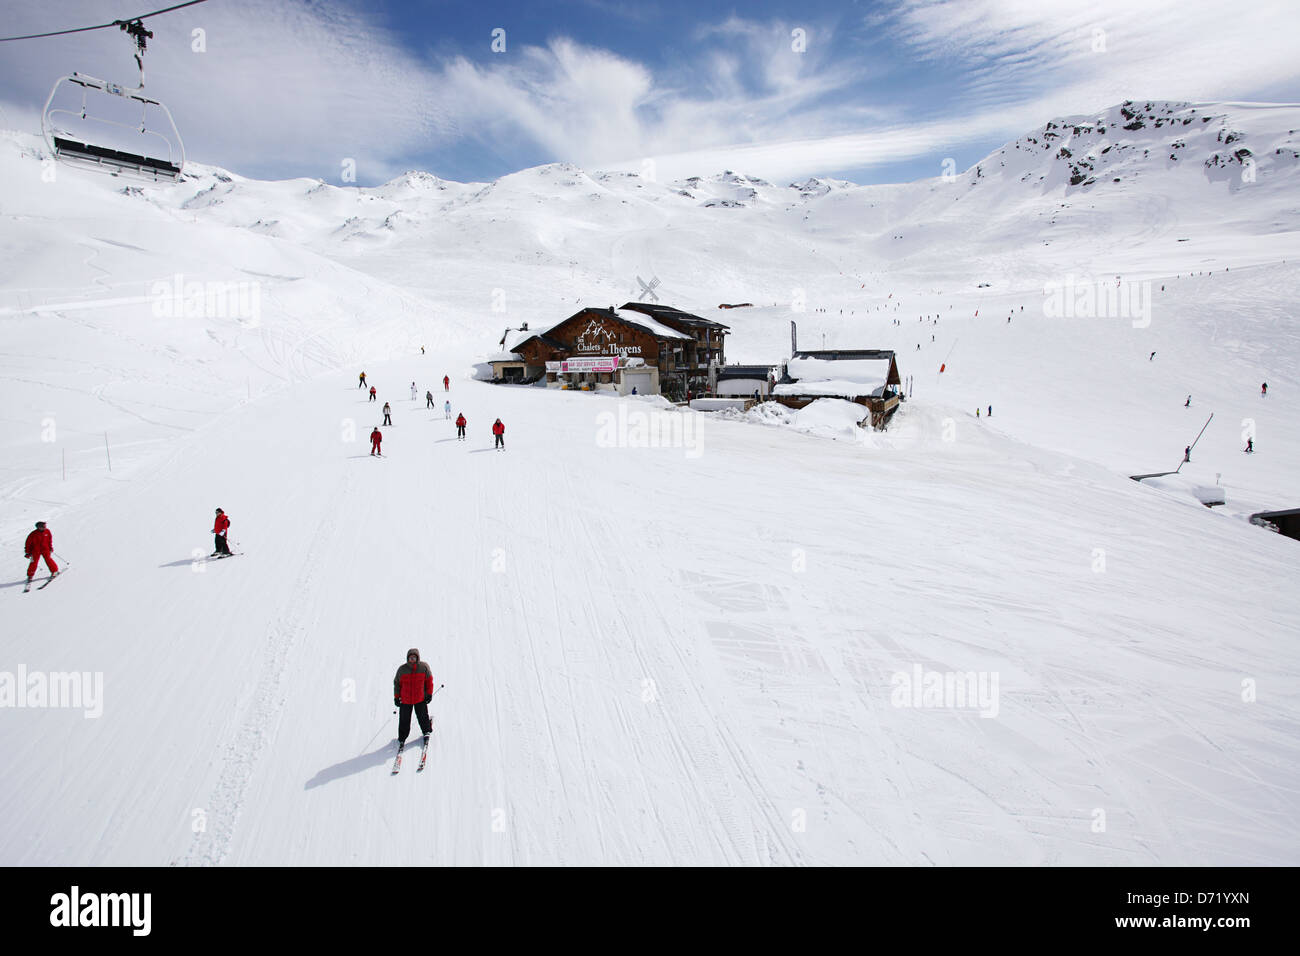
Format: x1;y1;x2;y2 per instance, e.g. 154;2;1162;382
104;432;111;472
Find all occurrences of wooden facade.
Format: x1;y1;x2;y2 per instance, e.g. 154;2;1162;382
620;303;728;398
510;305;726;399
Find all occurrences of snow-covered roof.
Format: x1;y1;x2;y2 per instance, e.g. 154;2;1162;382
781;357;893;397
488;351;524;363
611;308;691;340
514;308;691;351
774;379;888;399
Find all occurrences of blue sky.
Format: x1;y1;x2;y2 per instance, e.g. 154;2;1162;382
3;0;1299;186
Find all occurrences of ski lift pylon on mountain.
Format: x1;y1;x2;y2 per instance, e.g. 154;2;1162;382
40;18;185;182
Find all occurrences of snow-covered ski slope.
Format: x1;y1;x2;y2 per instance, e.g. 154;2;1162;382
1;100;1298;866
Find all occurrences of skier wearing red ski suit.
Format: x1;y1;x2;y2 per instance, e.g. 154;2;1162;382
455;414;466;440
492;418;505;449
370;427;383;455
212;508;232;556
393;648;434;744
24;522;58;580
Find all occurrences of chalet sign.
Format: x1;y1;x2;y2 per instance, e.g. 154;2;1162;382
561;356;620;373
574;318;643;355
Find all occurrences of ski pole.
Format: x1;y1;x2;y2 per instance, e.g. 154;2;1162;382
52;551;70;567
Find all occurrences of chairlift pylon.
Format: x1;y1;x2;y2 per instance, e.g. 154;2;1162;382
40;18;185;182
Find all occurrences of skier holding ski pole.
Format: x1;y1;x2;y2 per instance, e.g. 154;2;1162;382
391;650;438;773
211;508;232;557
24;521;59;585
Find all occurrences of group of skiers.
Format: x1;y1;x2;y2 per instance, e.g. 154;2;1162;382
21;504;230;587
360;371;505;455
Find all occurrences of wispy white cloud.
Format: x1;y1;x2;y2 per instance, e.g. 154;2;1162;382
3;0;1297;185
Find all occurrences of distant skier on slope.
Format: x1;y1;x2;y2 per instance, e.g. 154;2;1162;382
211;508;231;557
426;390;434;409
1261;382;1268;396
492;418;505;450
443;375;450;391
444;400;451;420
369;386;377;402
410;382;417;401
393;648;433;748
1185;395;1191;407
24;521;58;582
1184;445;1191;463
1245;438;1254;453
383;402;392;426
370;427;383;456
359;371;367;389
455;413;467;440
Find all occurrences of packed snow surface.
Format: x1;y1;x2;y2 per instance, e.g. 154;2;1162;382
2;100;1299;865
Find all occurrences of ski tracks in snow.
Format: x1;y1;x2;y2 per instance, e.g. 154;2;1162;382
181;469;354;866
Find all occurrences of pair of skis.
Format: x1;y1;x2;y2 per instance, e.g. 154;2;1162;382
22;570;61;593
392;732;431;775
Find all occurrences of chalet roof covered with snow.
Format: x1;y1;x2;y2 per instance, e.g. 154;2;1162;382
620;302;729;331
776;350;901;399
517;307;693;348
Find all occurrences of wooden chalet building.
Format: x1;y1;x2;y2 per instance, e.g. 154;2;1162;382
774;349;903;429
508;304;728;400
618;302;729;398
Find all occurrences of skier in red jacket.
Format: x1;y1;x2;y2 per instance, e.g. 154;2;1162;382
393;648;434;746
24;521;58;581
370;427;383;456
369;385;377;402
443;375;450;392
492;418;505;450
455;413;466;440
211;508;232;556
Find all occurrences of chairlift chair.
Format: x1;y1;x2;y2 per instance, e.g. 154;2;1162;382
40;19;185;182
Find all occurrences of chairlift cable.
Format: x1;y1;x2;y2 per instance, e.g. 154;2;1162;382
0;0;209;43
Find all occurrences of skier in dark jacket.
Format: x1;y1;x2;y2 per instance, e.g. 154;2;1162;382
211;508;232;556
393;648;434;745
24;521;58;581
426;390;434;409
